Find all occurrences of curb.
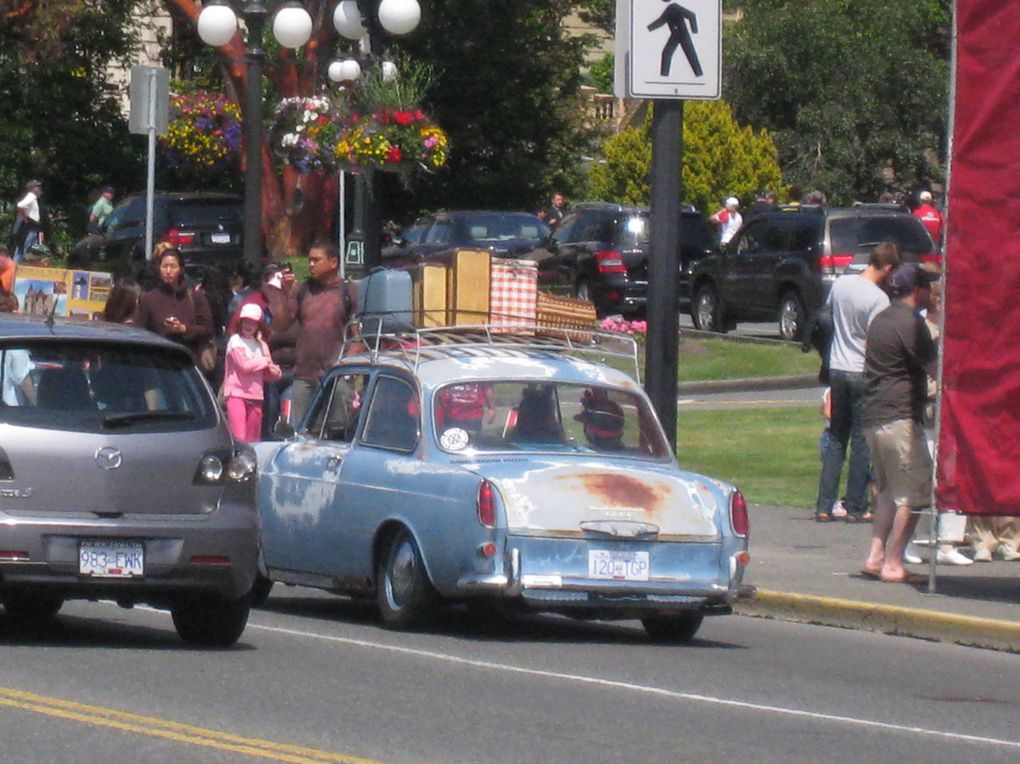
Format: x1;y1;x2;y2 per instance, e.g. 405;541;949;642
677;374;818;395
736;589;1020;654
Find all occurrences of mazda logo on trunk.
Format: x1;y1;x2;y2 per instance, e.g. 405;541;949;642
95;447;123;470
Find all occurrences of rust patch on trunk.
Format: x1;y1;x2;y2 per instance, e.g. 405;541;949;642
574;472;663;511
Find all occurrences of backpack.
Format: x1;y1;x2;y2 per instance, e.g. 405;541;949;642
801;302;833;383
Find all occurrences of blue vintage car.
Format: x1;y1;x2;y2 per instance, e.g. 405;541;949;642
253;327;750;642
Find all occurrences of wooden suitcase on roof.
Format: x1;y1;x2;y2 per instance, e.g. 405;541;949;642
411;264;448;327
536;292;597;340
447;249;491;325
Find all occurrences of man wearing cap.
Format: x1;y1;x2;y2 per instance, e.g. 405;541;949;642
859;263;939;583
912;190;944;249
13;180;43;263
710;197;742;246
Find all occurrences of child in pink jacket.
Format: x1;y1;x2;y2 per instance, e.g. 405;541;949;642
223;303;281;442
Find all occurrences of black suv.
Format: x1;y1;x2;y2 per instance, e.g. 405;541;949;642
531;202;717;316
69;191;245;277
689;205;939;340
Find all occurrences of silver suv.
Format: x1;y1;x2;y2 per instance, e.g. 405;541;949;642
0;315;259;646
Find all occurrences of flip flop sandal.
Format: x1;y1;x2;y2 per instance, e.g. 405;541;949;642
880;572;927;584
815;512;833;522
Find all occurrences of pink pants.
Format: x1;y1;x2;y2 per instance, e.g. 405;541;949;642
226;397;263;443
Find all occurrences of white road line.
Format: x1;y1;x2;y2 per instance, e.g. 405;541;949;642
247;621;1020;751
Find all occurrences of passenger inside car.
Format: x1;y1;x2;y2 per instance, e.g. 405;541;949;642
575;391;626;452
511;385;563;443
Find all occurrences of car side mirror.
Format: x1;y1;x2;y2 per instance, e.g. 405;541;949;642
273;419;296;440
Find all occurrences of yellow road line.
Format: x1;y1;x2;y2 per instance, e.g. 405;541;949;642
0;688;382;764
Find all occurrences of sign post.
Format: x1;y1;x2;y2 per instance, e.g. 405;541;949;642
615;0;721;450
129;65;169;263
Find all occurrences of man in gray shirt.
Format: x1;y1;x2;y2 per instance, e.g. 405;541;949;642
860;263;938;582
815;242;901;522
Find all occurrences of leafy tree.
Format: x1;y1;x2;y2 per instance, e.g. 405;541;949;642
588;53;614;94
723;0;951;203
0;0;146;247
589;100;782;213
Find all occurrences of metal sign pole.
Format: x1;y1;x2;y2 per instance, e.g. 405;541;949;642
145;68;158;262
338;170;347;279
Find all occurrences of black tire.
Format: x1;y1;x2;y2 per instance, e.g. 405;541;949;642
250;574;274;607
377;528;436;631
3;594;63;626
641;612;704;643
171;594;250;647
778;290;807;342
692;283;726;333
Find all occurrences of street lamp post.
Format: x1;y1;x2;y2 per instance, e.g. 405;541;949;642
331;0;421;271
197;1;313;269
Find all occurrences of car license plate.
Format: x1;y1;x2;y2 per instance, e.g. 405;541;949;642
210;232;231;244
588;550;649;581
79;540;144;578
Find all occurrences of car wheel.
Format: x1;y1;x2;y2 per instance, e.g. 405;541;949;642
250;574;274;607
641;612;704;643
3;594;63;626
778;290;807;342
693;284;726;333
171;594;250;647
377;528;436;631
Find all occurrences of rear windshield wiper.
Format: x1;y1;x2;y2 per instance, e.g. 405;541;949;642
103;411;197;428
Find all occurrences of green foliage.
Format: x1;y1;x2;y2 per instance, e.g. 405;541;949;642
589;101;783;213
575;0;616;36
587;53;614;94
0;0;146;246
392;0;598;216
723;0;951;203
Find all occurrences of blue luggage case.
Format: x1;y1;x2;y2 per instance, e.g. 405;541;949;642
357;267;414;334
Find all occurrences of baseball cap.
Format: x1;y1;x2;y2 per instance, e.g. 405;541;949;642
26;179;42;189
239;303;264;323
887;263;940;297
576;399;625;439
919;190;933;202
725;196;739;208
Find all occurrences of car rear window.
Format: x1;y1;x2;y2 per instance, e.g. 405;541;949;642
466;215;549;244
682;214;716;251
168;201;243;228
615;215;650;248
432;381;670;459
829;216;934;255
0;341;218;432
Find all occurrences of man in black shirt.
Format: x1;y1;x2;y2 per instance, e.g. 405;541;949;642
860;264;939;583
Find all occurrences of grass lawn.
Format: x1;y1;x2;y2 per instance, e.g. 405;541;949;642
675;405;821;509
676;337;819;381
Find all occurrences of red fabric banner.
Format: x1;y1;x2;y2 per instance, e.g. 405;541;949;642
937;1;1020;515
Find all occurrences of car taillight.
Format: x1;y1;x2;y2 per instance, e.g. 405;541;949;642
730;489;748;537
919;252;943;266
818;254;854;271
596;249;627;274
477;480;496;528
166;228;197;246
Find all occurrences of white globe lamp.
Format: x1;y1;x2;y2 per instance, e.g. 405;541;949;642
378;0;421;36
381;60;398;82
197;4;238;47
333;0;367;40
273;5;313;49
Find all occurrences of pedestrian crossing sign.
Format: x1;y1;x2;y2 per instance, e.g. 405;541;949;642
617;0;721;100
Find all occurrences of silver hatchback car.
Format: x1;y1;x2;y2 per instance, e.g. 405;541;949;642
0;314;259;646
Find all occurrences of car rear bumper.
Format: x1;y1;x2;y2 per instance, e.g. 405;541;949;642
0;504;258;603
456;534;747;616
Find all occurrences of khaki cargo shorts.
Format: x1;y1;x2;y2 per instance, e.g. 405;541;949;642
864;418;933;509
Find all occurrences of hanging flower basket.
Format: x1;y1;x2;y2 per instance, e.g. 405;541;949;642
334;107;448;175
270;96;340;174
159;92;242;171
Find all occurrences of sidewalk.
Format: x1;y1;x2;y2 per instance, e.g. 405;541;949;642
737;503;1020;653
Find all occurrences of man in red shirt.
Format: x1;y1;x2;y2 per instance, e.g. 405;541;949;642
913;190;944;249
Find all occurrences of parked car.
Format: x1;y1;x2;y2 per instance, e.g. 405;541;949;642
381;211;550;265
529;202;717;317
253;326;750;642
68;191;245;278
689;205;940;340
0;314;259;646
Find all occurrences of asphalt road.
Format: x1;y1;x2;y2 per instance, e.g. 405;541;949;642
2;590;1018;763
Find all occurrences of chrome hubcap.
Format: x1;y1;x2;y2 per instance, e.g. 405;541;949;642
386;538;416;609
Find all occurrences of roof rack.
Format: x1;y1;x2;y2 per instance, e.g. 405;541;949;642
341;321;642;382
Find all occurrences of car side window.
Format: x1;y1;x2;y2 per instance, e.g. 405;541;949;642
552;213;579;244
303;372;368;442
361;376;418;451
735;220;769;254
424;219;453;245
105;207;127;233
789;220;821;253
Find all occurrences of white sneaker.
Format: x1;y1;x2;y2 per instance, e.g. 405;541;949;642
904;543;924;565
998;546;1020;562
936;548;974;566
830;500;848;519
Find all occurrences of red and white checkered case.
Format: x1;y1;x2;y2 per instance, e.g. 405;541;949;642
489;258;538;333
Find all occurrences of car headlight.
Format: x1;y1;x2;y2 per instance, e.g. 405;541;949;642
194;446;256;485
